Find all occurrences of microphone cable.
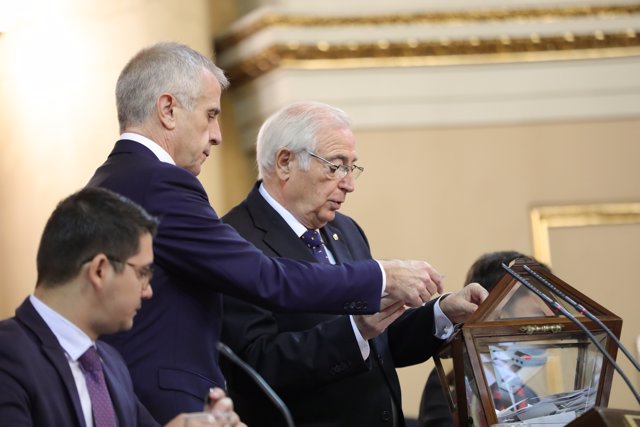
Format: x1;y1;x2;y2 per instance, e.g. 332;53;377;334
501;263;640;405
523;264;640;372
217;342;295;427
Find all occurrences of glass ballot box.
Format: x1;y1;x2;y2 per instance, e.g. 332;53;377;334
434;258;622;427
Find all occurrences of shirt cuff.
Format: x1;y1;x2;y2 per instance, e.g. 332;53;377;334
349;315;371;360
433;293;455;340
374;260;386;296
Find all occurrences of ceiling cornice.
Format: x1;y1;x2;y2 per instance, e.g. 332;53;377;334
214;4;640;87
215;5;640;51
222;30;640;86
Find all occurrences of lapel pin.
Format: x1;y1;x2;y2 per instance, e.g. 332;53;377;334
332;233;339;241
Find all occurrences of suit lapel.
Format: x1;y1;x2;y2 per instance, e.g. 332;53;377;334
321;224;353;264
245;184;316;262
16;300;87;427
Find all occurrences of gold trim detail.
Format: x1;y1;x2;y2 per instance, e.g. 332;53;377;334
520;324;564;334
215;5;640;51
530;202;640;266
223;31;640;87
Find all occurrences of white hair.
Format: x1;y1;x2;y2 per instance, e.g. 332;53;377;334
256;101;351;179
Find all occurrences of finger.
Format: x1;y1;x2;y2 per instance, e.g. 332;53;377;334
378;300;405;317
379;295;401;310
375;305;406;329
211;397;234;413
420;279;438;303
424;263;445;294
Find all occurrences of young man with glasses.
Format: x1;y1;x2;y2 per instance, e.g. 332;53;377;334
220;101;487;427
0;187;245;427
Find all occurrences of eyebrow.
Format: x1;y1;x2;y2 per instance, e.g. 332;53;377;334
328;154;358;164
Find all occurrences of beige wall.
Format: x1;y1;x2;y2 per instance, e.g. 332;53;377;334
0;0;216;315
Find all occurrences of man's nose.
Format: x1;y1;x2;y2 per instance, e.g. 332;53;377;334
339;171;355;192
210;121;222;146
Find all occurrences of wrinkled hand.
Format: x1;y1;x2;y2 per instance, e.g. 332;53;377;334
354;296;406;340
439;282;488;324
379;260;444;307
166;388;247;427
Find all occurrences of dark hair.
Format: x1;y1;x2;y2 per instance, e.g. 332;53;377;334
464;250;546;292
36;187;159;287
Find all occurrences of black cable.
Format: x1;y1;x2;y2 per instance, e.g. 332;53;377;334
523;264;640;372
500;263;640;405
217;342;295;427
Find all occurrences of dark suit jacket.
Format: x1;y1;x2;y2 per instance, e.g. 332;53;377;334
221;182;445;427
87;140;383;423
418;368;453;427
0;298;158;427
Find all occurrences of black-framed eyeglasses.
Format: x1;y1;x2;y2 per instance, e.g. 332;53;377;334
305;150;364;180
83;255;153;289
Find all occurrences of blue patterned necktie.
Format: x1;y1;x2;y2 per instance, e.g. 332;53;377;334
300;229;331;264
78;346;117;427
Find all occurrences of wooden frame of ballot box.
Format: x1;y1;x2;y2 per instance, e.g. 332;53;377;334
434;258;622;427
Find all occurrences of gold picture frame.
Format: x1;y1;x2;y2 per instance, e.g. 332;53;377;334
530;202;640;266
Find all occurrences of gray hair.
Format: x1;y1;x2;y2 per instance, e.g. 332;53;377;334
256;101;351;179
116;42;229;132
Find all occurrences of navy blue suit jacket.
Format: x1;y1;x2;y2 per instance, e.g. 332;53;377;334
221;183;445;427
87;140;383;423
0;299;157;427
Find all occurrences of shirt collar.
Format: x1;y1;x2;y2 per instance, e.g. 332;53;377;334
258;182;313;238
120;132;175;165
29;295;94;361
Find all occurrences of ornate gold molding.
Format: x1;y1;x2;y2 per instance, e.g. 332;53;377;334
222;31;640;87
215;5;640;51
530;202;640;266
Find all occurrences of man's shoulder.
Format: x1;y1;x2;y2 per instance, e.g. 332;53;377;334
0;317;39;357
329;211;364;234
221;198;250;224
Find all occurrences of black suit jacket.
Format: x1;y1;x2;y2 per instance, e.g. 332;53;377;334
0;298;158;426
87;140;383;423
418;368;453;427
221;182;445;427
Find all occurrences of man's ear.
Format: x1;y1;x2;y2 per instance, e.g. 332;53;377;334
86;254;111;291
275;149;293;180
157;93;178;130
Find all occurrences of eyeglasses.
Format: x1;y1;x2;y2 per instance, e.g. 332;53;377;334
108;257;154;290
305;150;364;180
83;255;153;290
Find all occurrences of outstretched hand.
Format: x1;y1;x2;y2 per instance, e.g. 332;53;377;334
354;296;406;340
379;260;444;307
165;387;247;427
439;283;488;324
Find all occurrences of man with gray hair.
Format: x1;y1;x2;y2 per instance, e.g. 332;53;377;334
221;101;487;426
86;43;475;423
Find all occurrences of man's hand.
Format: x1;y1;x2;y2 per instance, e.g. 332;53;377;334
354;296;406;340
439;283;488;324
379;260;444;307
166;388;247;427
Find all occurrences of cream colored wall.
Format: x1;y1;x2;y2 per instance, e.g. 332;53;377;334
0;0;218;316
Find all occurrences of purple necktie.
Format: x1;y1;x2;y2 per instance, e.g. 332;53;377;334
301;229;331;264
78;346;117;427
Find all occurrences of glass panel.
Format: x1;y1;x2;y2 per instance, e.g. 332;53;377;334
463;343;488;427
435;345;457;412
498;282;557;320
475;332;605;425
486;276;585;321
